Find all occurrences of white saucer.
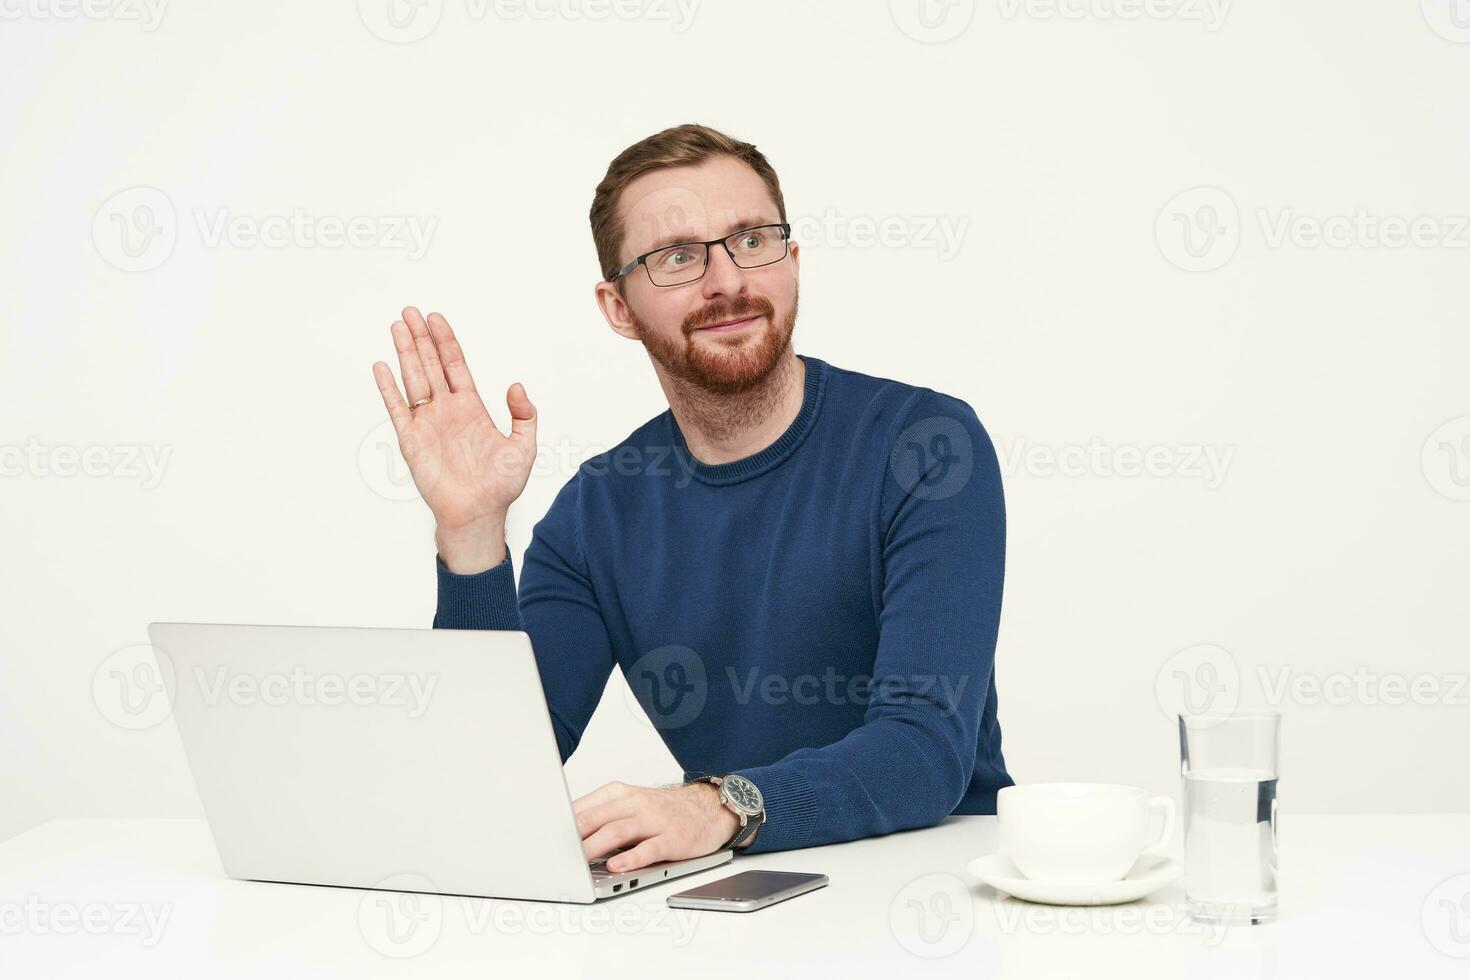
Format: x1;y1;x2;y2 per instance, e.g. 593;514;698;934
965;853;1181;906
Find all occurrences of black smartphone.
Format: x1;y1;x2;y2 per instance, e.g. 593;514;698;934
666;870;829;912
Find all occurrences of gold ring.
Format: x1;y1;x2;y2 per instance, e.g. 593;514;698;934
411;397;432;409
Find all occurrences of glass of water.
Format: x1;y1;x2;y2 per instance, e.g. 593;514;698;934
1178;711;1280;925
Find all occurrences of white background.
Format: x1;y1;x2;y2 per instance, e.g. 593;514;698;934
1;0;1467;846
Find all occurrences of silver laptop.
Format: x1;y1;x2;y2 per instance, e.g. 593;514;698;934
146;622;732;903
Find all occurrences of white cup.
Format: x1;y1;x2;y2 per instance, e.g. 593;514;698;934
997;782;1176;884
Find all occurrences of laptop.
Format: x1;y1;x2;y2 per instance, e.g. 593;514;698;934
146;622;733;903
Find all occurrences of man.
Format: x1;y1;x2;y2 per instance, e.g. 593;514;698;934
370;123;1011;876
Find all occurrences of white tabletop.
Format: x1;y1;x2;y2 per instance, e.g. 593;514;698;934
1;814;1466;978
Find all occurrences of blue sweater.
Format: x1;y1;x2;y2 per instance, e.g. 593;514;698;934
433;354;1012;854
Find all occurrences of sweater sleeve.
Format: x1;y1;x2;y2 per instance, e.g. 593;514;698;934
433;471;616;763
731;390;1007;853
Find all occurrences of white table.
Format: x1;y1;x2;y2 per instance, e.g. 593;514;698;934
2;815;1466;978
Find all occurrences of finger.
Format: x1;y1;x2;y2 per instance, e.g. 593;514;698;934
506;382;537;444
391;320;431;405
575;799;638;841
606;835;670;873
581;817;649;863
571;780;633;818
425;312;476;394
403;306;449;397
371;362;411;433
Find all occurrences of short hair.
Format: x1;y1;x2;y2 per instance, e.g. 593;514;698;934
589;123;787;287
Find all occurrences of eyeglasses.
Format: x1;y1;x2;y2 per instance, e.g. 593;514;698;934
610;222;792;287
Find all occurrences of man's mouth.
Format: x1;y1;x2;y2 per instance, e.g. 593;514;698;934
695;314;762;333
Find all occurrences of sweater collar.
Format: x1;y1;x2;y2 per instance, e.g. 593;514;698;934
665;354;828;486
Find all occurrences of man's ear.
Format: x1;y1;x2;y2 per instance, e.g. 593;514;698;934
593;279;640;341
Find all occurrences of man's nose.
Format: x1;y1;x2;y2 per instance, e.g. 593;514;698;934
700;241;746;298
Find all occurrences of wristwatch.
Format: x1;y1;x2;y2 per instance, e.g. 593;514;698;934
698;773;765;850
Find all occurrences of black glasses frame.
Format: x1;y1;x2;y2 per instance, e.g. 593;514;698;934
609;222;792;287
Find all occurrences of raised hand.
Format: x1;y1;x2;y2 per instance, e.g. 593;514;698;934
372;307;536;572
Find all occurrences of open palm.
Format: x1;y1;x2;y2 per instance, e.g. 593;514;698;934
371;307;536;531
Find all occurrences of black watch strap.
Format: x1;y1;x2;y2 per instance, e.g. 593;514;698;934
727;810;763;850
695;774;765;850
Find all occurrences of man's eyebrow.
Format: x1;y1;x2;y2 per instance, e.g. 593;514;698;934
643;215;778;252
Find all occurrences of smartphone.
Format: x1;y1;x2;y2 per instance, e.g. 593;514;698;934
666;870;829;912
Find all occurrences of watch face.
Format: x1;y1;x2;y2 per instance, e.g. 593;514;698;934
723;774;763;815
